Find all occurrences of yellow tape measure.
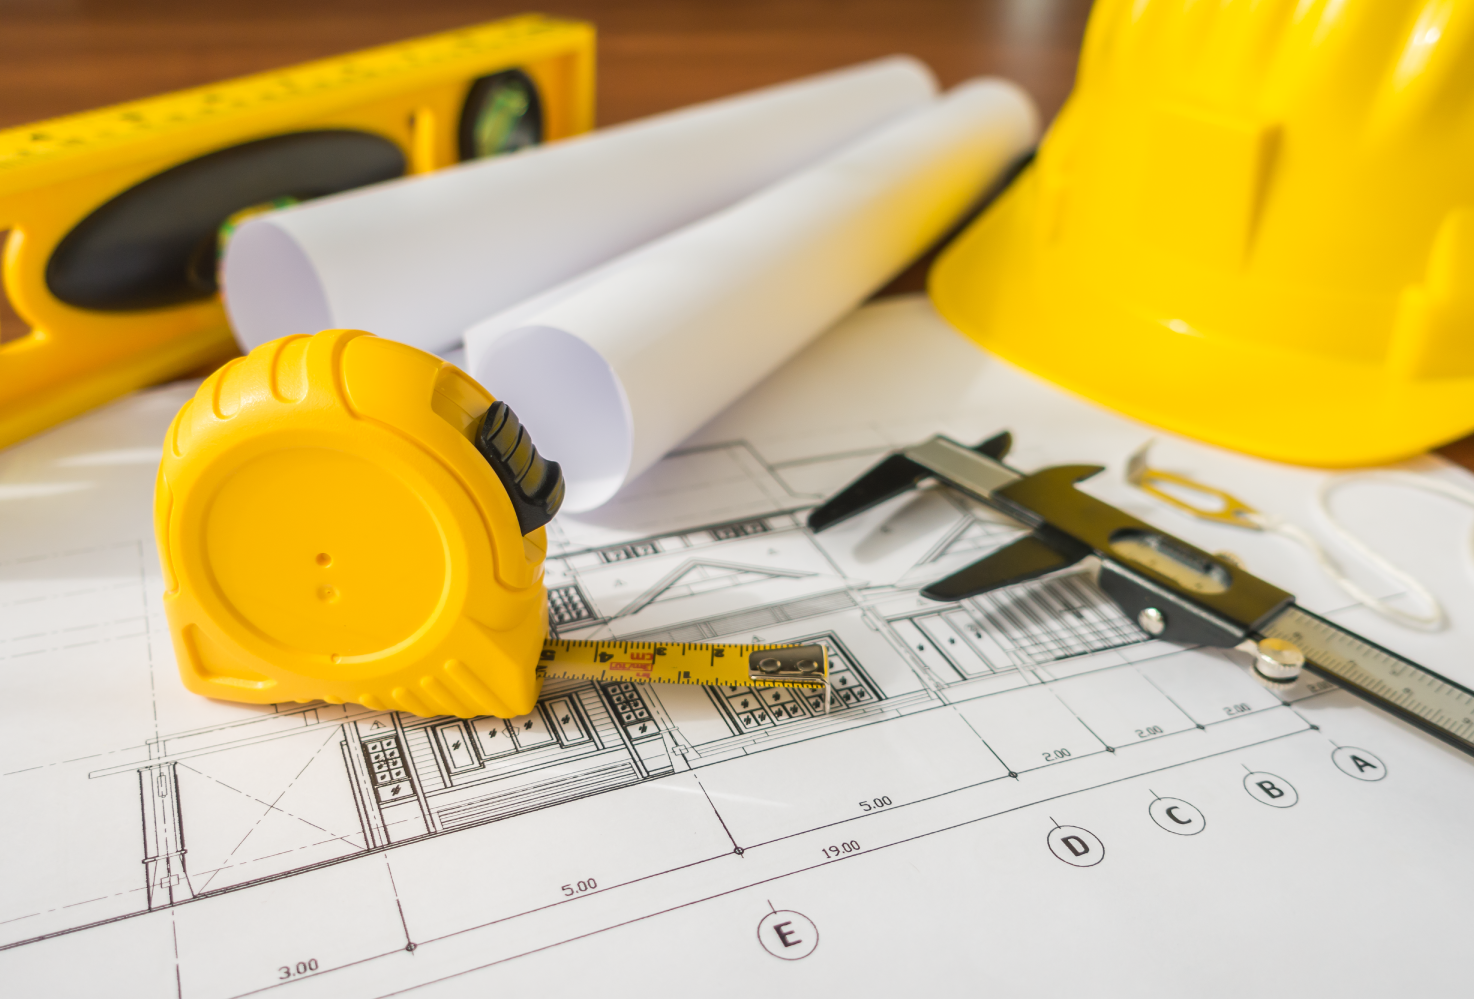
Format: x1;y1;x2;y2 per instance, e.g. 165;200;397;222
156;330;828;723
539;640;828;691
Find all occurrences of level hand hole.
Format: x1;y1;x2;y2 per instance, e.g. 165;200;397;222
0;230;35;346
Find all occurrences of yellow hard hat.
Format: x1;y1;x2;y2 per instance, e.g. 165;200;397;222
931;0;1474;467
155;329;559;718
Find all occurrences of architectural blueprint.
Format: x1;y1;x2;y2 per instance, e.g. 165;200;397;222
3;296;1474;997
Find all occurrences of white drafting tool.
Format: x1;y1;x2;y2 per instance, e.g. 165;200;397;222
2;295;1474;996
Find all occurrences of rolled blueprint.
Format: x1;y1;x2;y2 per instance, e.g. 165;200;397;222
222;57;938;353
464;78;1038;512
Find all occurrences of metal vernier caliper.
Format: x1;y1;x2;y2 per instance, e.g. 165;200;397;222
809;431;1474;759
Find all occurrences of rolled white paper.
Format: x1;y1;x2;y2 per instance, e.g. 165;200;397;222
222;57;938;353
464;78;1039;512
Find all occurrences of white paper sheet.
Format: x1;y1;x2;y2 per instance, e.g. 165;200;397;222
465;78;1037;511
3;295;1474;997
221;57;936;354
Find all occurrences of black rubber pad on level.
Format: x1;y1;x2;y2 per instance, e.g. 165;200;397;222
47;129;405;311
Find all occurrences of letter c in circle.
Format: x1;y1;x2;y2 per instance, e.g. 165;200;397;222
1148;796;1206;835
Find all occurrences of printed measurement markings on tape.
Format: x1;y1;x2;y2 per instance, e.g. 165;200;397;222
539;639;828;692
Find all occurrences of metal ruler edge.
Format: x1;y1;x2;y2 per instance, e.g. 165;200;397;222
1261;604;1474;755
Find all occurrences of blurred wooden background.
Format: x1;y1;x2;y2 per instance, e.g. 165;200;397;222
0;0;1469;466
0;0;1093;129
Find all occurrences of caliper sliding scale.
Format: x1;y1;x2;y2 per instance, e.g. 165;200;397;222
809;431;1474;758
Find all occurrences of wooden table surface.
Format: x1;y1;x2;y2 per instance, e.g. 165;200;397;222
1;0;1470;468
0;0;1093;130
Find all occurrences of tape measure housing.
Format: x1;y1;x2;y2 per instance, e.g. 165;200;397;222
156;330;829;722
157;330;550;720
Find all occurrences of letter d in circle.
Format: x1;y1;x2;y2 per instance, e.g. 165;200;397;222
1047;825;1104;867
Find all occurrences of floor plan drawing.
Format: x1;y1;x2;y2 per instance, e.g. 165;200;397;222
4;297;1474;998
0;435;1321;967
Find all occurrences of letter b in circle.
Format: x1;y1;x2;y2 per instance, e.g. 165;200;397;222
1243;771;1298;807
1047;825;1104;867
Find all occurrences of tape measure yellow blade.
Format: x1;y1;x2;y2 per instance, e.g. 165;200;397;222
538;640;829;690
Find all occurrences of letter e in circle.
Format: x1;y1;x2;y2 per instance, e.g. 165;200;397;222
1047;824;1104;867
1243;771;1298;807
757;910;819;960
1332;746;1387;781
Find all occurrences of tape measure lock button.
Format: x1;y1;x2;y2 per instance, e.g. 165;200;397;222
475;399;564;535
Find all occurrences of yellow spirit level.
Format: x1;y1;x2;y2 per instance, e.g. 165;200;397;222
0;15;594;452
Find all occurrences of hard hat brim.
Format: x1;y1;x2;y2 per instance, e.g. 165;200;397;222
930;166;1474;468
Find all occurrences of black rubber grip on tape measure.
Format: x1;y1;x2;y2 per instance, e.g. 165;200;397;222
474;401;565;535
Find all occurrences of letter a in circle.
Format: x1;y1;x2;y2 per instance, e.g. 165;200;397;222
1332;746;1387;781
